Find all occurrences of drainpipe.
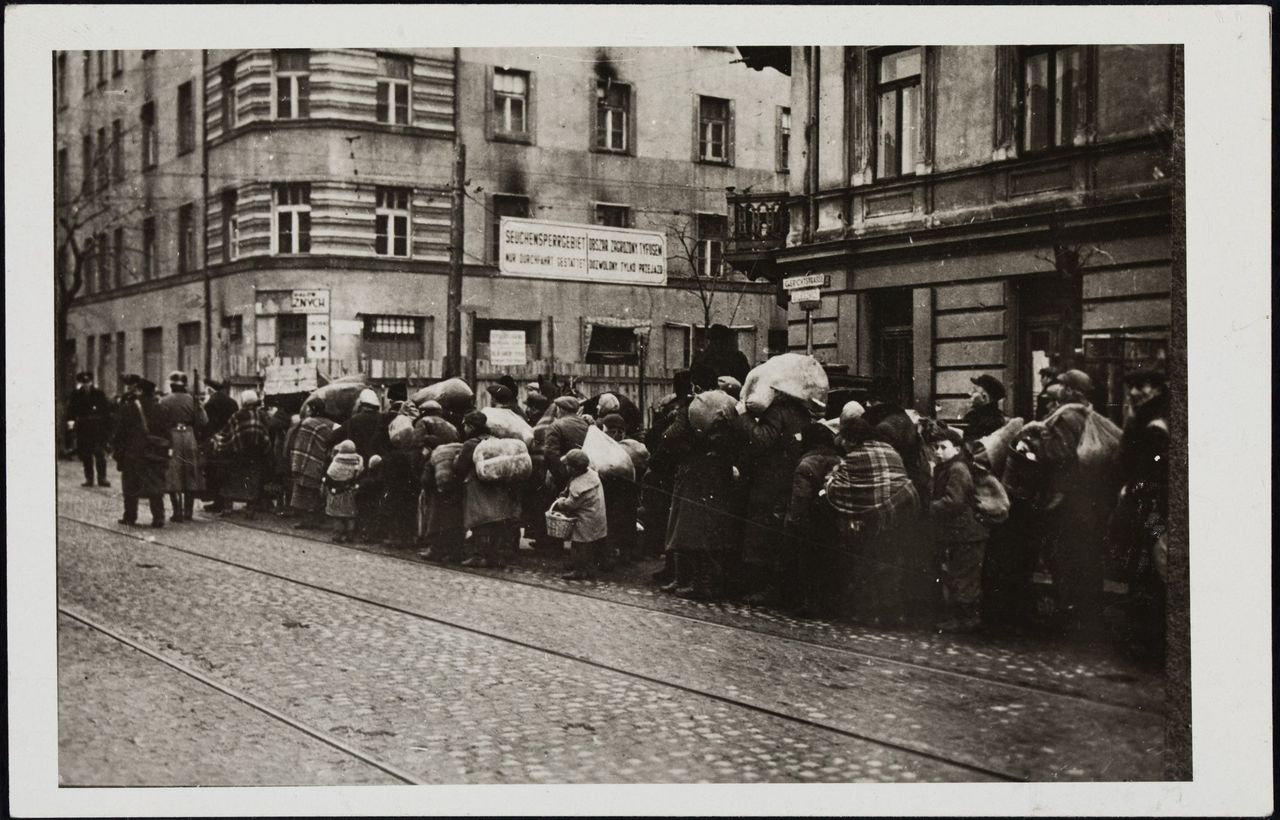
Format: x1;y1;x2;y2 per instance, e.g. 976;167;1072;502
201;49;213;383
807;46;820;242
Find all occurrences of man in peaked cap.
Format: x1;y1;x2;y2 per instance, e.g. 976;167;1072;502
68;370;113;487
962;374;1007;443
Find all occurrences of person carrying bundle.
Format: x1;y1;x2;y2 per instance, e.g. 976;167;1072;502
288;397;337;531
455;411;522;569
548;449;608;581
925;424;990;634
416;403;464;563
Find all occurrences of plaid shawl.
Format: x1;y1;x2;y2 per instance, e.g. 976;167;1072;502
290;416;337;488
825;439;920;534
216;408;272;458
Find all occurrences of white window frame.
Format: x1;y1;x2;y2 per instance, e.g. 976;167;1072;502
594;202;631;229
595;80;630;153
273;50;310;120
376;54;412;125
694;212;727;278
493;69;529;135
698;96;730;163
274;183;311;255
778;107;792;172
228;215;240;261
374;187;411;257
177;203;196;273
141;101;158;170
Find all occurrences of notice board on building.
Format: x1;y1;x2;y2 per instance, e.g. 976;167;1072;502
264;362;318;396
488;330;527;366
498;217;667;286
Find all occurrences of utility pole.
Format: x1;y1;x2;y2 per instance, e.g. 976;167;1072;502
445;142;466;378
201;49;213;384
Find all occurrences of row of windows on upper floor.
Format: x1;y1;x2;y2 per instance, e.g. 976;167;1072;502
58;49;796;174
62;183;733;297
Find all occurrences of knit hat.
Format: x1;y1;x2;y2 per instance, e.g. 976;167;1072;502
335;439;356;454
839;400;866;425
561;449;591;472
599;413;626;433
970;374;1007;403
596;393;621;416
463;410;489;433
553;396;581;414
357;388;380;409
240;389;260;406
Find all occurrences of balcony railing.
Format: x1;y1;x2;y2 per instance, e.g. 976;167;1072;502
728;190;790;247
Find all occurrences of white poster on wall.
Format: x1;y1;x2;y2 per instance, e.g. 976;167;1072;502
306;314;330;360
488;329;527;366
499;217;667;286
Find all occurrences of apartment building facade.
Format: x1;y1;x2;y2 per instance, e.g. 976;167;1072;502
57;47;792;397
728;45;1177;423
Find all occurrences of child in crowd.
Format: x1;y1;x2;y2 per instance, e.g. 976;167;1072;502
550;449;607;581
926;424;989;633
324;440;363;543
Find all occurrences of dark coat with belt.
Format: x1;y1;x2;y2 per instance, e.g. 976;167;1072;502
961;402;1006;443
111;395;171;497
68;385;113;447
734;396;811;567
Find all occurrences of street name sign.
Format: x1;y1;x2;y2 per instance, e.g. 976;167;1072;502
790;287;822;304
782;273;829;291
499;217;667;286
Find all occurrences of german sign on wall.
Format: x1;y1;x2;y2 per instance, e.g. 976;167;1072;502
499;217;667;286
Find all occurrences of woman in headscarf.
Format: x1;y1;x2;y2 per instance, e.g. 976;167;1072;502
288;397;337;530
213;389;274;519
455;411;521;569
159;371;207;523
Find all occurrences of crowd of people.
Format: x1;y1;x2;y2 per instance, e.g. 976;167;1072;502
65;324;1170;658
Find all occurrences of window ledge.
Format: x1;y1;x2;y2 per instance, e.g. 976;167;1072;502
590;145;633;157
696;158;733;167
490;131;534;146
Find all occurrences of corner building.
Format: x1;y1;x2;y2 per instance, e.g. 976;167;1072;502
58;47;792;406
728;46;1176;422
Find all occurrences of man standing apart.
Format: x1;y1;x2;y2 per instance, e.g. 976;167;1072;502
68;370;113;487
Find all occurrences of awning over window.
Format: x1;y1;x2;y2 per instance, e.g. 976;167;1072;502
735;46;792;76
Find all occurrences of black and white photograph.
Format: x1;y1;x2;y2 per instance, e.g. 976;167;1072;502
6;4;1272;817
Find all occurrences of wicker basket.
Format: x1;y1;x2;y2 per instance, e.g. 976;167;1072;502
544;510;577;539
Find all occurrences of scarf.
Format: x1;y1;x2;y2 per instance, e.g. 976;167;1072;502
325;452;364;486
216;407;272;456
825;439;920;534
290;416;337;486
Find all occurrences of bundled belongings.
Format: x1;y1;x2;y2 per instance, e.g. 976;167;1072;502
581;424;635;481
740;353;829;417
688;390;739;433
413;415;460;448
480;406;535;445
972;417;1025;476
430;442;465;492
618;438;650;475
411;378;475;414
473;437;533;483
305;381;372;424
388;413;416;448
825;438;920;536
971;462;1011;525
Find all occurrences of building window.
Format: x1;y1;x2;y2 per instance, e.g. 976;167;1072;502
98;333;113;391
276;313;307;359
221;190;239;262
82;236;95;295
141;101;158;170
111;119;124;182
374;187;410;257
177;203;196;273
87;336;97;377
97;50;107;87
870;288;915;410
492;69;529;136
219;60;238;132
177;81;195;155
115;331;126;386
595;80;630;152
362;315;425;361
57;148;68;203
584;326;639;366
95;127;109;191
141;327;164;386
473;318;539;362
274;49;310;120
111;50;123;76
96;231;110;291
221;314;243;344
874;47;922;179
56;53;68;108
142;217;157;279
376;54;411;125
274;183;311;254
594;203;631;228
778;107;792;172
112;226;124;287
80;134;92;193
697;96;732;163
694;213;727;278
491;194;529;263
1020;45;1085;154
81;50;90;95
178;321;202;374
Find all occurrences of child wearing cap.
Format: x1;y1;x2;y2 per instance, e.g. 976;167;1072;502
926;424;989;633
324;440;363;542
549;448;607;581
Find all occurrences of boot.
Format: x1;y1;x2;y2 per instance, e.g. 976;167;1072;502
650;552;675;585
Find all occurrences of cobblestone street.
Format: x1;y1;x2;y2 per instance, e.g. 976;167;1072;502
57;462;1165;785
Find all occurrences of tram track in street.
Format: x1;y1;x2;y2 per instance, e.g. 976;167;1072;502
59;513;1033;783
205;510;1160;716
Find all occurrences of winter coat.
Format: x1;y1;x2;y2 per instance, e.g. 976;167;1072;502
785;446;842;549
457;434;520;529
202;392;239;442
289;416;338;490
690;343;751;386
929;456;988;543
159;391;208;492
111;395;171;497
734;396;811;566
68;385;114;447
326;408;390;461
873;408;931;502
961;402;1006;443
1118;393;1170;499
555;468;608;543
662;409;738;556
544;414;591;487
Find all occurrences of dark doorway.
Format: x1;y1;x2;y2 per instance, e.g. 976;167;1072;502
1014;273;1078;419
870;288;914;408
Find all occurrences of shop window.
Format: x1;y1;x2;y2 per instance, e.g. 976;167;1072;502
585;325;639;366
377;54;412;125
594;203;631;228
274;183;311;254
874;47;922;179
1020;45;1085;154
362;315;426;362
492;69;529;137
473;318;540;363
694;213;727;278
276;313;307;359
274;49;310;120
375;187;411;257
697;96;732;164
490;194;529;263
594;80;631;153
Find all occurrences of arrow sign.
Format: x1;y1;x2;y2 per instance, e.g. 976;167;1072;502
782;273;830;291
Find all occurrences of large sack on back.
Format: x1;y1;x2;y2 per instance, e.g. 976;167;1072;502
305;381;370;424
473;437;533;484
410;378;475;414
741;353;829;416
688;390;739;433
481;406;535;445
430;442;464;492
619;438;650;475
582;424;635;481
972;464;1011;525
974;418;1025;476
413;416;460;448
388;414;415;448
1076;408;1122;472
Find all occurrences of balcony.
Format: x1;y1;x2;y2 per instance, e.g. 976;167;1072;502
724;190;790;279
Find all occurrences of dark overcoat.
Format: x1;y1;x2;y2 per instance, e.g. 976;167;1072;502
734;397;811;567
112;395;171;497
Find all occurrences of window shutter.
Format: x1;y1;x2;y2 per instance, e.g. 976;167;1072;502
628;84;638;156
727;98;736;166
525;70;536;144
691;93;700;162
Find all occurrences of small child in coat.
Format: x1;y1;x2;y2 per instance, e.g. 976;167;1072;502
926;424;990;633
324;440;364;543
549;449;607;581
